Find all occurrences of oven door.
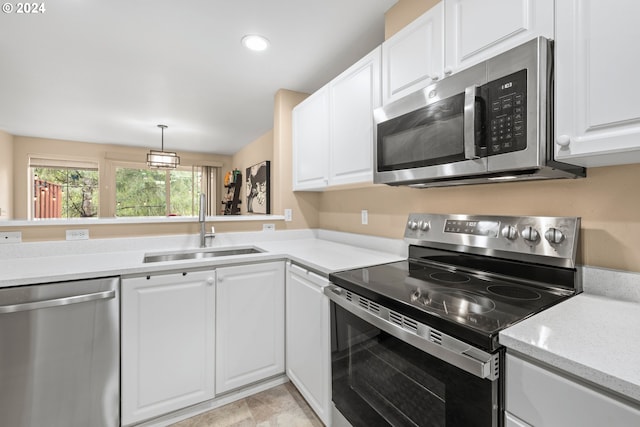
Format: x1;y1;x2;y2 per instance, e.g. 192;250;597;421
373;63;488;186
328;288;502;427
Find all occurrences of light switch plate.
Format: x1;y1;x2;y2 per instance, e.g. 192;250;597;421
0;231;22;244
361;210;368;225
284;209;292;222
66;229;89;240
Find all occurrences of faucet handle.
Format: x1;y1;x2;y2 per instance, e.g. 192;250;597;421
204;226;216;241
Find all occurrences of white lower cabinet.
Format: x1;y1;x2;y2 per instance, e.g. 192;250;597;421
215;261;285;394
285;262;331;425
506;353;640;426
121;271;216;426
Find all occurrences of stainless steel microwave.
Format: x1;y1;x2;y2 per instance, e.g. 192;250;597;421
373;37;585;188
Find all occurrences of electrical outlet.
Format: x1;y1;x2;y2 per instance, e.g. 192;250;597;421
66;229;89;240
284;209;292;222
361;210;368;225
263;224;275;232
0;231;22;244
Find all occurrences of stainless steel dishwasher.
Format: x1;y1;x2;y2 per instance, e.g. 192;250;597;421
0;277;119;427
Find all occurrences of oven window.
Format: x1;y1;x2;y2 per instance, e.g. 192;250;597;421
376;93;466;172
331;303;498;427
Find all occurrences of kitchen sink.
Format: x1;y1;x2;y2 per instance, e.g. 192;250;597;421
143;247;263;263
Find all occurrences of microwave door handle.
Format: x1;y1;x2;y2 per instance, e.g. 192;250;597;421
464;85;480;160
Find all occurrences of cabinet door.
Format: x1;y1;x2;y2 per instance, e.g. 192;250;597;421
285;263;331;425
382;2;444;104
215;262;285;394
329;47;381;187
555;0;640;166
445;0;553;75
121;271;215;426
292;86;330;191
506;354;640;427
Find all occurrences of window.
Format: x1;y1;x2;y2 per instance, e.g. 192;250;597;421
28;156;218;219
30;158;99;219
115;165;215;217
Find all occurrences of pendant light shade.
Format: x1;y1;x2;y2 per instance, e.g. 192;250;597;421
147;124;180;169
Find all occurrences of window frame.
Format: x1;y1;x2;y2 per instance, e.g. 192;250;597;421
28;156;100;220
110;161;216;218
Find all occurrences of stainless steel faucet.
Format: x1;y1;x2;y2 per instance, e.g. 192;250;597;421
199;193;215;247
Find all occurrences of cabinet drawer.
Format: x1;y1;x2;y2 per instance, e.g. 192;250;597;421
506;354;640;426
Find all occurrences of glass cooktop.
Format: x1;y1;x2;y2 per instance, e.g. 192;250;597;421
329;259;574;351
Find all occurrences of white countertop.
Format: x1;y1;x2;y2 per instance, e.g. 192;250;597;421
4;230;640;406
0;230;405;288
256;238;402;274
500;289;640;404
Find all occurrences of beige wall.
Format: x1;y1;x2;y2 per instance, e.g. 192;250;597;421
231;130;274;215
12;135;232;219
318;165;640;272
272;89;321;230
0;130;13;219
2;130;284;240
227;89;321;230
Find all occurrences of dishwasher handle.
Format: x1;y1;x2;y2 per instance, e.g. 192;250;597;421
0;290;116;314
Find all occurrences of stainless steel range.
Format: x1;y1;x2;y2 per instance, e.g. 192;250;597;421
326;213;580;427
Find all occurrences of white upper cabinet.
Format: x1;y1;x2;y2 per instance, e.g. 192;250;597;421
382;2;444;104
293;47;381;191
292;86;330;190
555;0;640;166
444;0;554;75
329;47;381;186
381;0;553;105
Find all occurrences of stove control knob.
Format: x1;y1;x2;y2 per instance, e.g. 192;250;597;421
501;225;518;240
545;228;565;244
521;226;540;242
407;220;418;230
418;220;430;232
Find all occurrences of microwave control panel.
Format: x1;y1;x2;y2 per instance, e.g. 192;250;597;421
485;69;527;156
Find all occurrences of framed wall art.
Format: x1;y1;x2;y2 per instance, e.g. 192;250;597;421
246;160;270;214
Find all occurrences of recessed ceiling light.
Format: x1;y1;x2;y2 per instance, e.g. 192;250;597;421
241;34;270;52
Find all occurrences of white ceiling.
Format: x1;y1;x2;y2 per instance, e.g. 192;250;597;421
0;0;396;155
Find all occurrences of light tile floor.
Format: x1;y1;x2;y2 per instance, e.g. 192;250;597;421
171;382;324;427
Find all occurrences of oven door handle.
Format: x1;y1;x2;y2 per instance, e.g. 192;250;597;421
325;285;499;381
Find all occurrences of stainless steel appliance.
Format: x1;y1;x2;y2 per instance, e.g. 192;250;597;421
373;37;585;187
327;214;580;426
0;277;120;427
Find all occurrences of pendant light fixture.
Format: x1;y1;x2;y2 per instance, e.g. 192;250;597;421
147;124;180;169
